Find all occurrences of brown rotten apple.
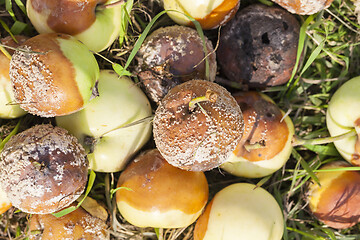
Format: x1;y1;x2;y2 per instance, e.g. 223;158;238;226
0;124;88;214
116;149;209;228
221;92;294;178
136;25;217;103
153;79;244;171
26;0;123;52
271;0;334;15
9;33;99;117
217;4;300;88
307;161;360;229
28;202;109;239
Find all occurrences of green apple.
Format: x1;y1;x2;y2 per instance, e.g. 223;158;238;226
56;70;152;172
162;0;240;29
326;76;360;165
194;183;284;240
26;0;123;52
221;92;294;178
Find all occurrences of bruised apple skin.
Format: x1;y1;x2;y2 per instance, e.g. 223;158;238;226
0;124;88;214
162;0;240;30
217;4;300;88
116;149;209;228
221;92;294;178
0;35;27;119
326;77;360;165
56;70;152;173
9;33;99;118
136;25;217;103
271;0;334;15
153;79;244;171
307;161;360;229
26;0;123;52
28;204;109;240
194;183;284;240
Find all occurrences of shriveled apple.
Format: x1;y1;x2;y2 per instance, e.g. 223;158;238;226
56;70;152;172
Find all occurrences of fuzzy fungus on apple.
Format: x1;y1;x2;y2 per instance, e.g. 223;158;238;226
56;69;152;173
0;35;28;119
271;0;334;15
28;203;109;239
9;33;99;118
307;161;360;229
162;0;240;30
221;92;294;178
0;124;88;214
194;183;284;240
136;25;217;103
153;79;244;171
116;149;209;228
217;4;300;88
326;76;360;165
26;0;123;52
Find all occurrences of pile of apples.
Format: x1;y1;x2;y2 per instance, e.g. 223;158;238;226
2;0;360;239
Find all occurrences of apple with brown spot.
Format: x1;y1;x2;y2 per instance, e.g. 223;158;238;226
221;91;294;178
9;33;99;118
26;0;123;52
162;0;240;30
116;149;209;228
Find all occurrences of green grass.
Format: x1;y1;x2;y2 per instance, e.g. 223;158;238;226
0;0;360;239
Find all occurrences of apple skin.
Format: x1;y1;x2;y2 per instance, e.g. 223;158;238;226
270;0;334;15
307;161;360;229
326;76;360;165
26;0;123;52
9;33;99;117
221;92;294;178
194;183;284;240
0;186;11;215
0;36;27;119
162;0;240;30
56;70;152;173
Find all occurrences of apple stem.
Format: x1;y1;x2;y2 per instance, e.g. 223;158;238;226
292;129;357;146
0;45;11;60
98;0;125;10
189;90;218;111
